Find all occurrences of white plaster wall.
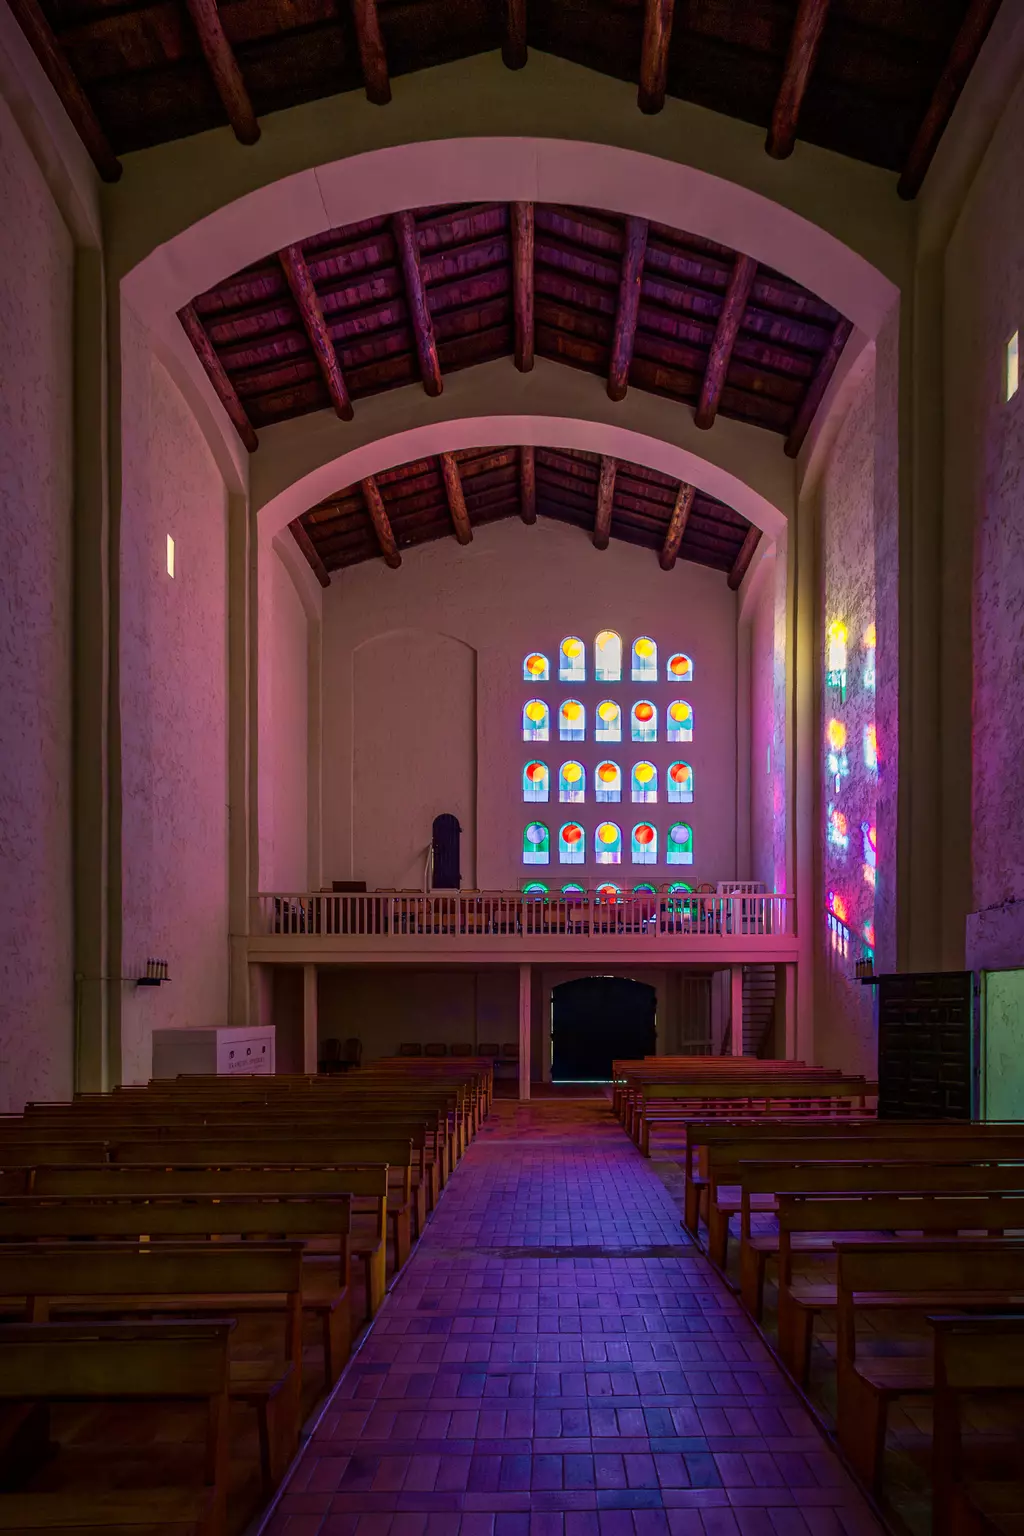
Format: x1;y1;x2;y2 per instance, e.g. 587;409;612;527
0;97;74;1110
320;518;737;892
946;71;1024;943
258;539;310;891
119;306;229;1084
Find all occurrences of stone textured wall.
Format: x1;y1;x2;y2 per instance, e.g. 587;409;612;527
0;99;74;1110
119;307;229;1083
947;72;1024;941
258;537;310;892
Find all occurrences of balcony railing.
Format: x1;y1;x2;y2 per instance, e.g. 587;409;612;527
255;890;795;944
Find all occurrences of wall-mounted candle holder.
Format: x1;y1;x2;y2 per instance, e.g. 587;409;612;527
138;959;171;987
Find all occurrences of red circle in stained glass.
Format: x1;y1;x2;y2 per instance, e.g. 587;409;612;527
563;825;583;844
635;825;655;845
635;703;654;722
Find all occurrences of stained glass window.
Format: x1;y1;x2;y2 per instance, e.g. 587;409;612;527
523;761;549;802
595;760;622;803
666;652;693;683
523;882;548;895
561;883;585;895
594;630;622;682
667;762;693;803
667;881;693;913
631;700;657;742
632;822;658;864
667;700;693;742
631;761;658;803
559;822;585;865
596;700;622;742
523;651;549;682
559;761;585;802
596;882;622;900
633;883;657;895
559;699;585;741
631;636;657;682
559;636;585;683
595;821;622;864
523;699;549;742
667;822;693;865
523;822;550;865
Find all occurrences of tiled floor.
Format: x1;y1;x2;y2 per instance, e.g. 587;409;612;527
261;1100;885;1536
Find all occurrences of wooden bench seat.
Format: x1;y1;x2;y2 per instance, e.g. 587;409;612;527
0;1318;232;1536
932;1313;1024;1536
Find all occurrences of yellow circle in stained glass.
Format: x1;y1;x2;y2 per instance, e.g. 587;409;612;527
669;701;691;722
635;637;654;659
598;823;618;845
562;638;583;658
598;701;618;722
635;763;655;784
525;701;546;723
525;654;546;676
563;702;582;721
562;763;582;783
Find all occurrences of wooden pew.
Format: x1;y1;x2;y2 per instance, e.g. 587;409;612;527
0;1319;232;1536
0;1193;354;1386
932;1313;1024;1536
631;1075;874;1156
834;1240;1024;1495
0;1241;305;1493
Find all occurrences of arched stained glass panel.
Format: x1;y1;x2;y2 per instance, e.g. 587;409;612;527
559;822;585;865
559;761;585;803
667;822;693;865
596;699;621;742
523;699;549;742
667;762;693;803
559;699;585;741
595;821;622;865
595;760;622;803
632;822;658;865
523;822;550;865
631;700;657;743
631;761;658;803
596;882;621;900
633;883;657;895
561;882;585;895
632;636;658;682
594;630;622;682
523;651;549;682
559;636;585;683
669;881;692;894
523;882;548;895
667;700;693;742
523;761;549;802
666;652;693;683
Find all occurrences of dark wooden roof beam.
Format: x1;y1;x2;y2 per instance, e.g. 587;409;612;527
503;0;527;69
440;453;473;544
360;477;402;567
178;302;258;453
7;0;122;180
898;0;1004;199
520;446;537;524
351;0;391;104
659;483;696;570
694;254;757;429
727;525;763;590
512;203;535;372
785;316;853;457
638;0;676;115
593;457;617;549
766;0;831;160
278;244;354;421
392;211;442;396
290;518;331;587
608;217;649;402
184;0;260;145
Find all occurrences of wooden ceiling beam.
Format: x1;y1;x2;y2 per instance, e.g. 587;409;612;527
728;525;762;590
440;453;473;545
659;483;696;570
512;202;535;372
520;445;537;524
593;456;617;550
351;0;391;105
7;0;122;181
638;0;675;115
177;302;258;452
289;518;331;587
360;476;402;567
898;0;1003;200
279;244;354;421
766;0;830;160
785;316;853;457
184;0;260;145
392;210;443;397
694;254;757;429
503;0;527;69
608;217;649;402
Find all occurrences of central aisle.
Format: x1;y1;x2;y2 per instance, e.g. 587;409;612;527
264;1100;883;1536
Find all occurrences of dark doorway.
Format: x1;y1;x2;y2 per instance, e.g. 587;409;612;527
551;977;657;1082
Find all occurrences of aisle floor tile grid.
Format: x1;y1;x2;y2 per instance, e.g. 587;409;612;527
261;1101;884;1536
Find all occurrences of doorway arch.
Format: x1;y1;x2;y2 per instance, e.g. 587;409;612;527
551;977;657;1082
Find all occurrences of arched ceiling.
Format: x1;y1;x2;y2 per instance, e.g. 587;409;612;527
290;442;762;588
180;199;851;458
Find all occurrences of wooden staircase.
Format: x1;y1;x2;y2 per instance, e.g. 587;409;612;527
742;964;777;1057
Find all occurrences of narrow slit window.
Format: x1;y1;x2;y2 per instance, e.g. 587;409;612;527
1008;331;1020;402
166;535;175;578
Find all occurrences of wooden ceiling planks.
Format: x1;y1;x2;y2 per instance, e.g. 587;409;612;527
183;200;852;451
13;0;1001;193
292;443;759;583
